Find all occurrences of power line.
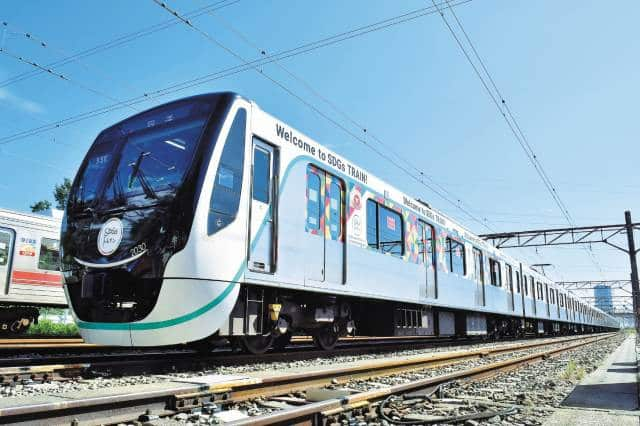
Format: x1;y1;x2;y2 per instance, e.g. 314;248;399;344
0;0;470;143
203;7;495;233
0;47;139;113
153;0;495;233
431;0;605;277
0;0;241;89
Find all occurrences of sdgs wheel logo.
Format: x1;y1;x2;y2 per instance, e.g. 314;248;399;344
97;218;124;256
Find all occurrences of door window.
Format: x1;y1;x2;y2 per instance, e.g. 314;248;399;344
0;229;14;267
252;148;270;203
473;247;484;284
306;169;322;231
327;179;343;240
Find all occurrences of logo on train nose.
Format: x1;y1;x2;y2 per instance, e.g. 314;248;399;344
97;218;123;256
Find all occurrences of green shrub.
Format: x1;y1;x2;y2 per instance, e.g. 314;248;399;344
27;319;79;336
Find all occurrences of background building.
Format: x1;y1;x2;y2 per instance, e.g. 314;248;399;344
594;285;614;313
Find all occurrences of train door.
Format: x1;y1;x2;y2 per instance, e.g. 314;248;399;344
530;277;537;314
545;284;550;316
417;221;437;298
506;264;514;312
473;248;485;306
324;174;345;284
305;166;345;284
248;139;277;273
0;228;15;294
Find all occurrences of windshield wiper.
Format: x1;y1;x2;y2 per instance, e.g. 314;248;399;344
128;151;157;200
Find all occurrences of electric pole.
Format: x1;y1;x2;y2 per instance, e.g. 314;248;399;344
624;211;640;332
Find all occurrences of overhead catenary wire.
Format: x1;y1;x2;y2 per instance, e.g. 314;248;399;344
0;0;470;143
431;0;605;279
0;47;139;113
203;8;496;233
152;0;497;233
0;0;241;89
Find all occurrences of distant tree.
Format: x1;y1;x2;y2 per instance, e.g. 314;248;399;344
53;178;72;210
30;177;72;213
30;200;52;213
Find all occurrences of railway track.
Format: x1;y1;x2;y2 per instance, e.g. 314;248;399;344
0;334;590;382
0;332;618;425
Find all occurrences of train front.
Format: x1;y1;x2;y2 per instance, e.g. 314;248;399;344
61;93;243;346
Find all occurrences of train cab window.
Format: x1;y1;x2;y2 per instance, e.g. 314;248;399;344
252;148;271;204
506;264;513;292
446;237;466;275
473;248;484;284
367;200;403;257
417;221;436;267
307;170;322;231
208;109;246;234
38;238;60;271
489;258;501;287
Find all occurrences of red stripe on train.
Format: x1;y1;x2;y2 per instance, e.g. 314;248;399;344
11;270;62;287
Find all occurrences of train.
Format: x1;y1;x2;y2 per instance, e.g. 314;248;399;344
59;92;619;353
0;208;65;333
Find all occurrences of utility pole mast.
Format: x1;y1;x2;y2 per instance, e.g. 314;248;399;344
624;211;640;332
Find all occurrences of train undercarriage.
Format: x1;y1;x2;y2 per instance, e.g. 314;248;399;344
190;285;611;354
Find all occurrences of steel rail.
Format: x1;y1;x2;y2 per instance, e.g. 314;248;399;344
230;333;616;425
0;333;616;425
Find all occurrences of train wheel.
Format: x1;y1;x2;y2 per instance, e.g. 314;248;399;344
242;335;274;355
313;327;339;351
272;332;292;351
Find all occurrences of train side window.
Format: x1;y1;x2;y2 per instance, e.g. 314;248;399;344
489;258;501;287
38;238;60;271
446;238;465;275
0;228;14;266
506;264;513;292
378;205;403;256
473;247;484;284
515;270;521;293
306;170;322;231
367;200;404;257
208;109;247;234
523;275;529;295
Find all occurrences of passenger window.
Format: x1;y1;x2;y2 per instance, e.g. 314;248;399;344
446;237;466;275
252;147;270;203
523;275;529;295
489;258;501;287
328;180;343;240
0;229;13;266
38;238;60;271
473;248;484;284
208;109;246;234
515;270;521;293
378;205;403;256
530;277;535;298
306;170;321;231
367;200;403;257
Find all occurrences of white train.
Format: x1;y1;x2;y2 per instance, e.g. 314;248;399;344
0;208;65;333
61;93;618;352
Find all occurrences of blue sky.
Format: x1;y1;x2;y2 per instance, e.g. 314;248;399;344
1;0;638;305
